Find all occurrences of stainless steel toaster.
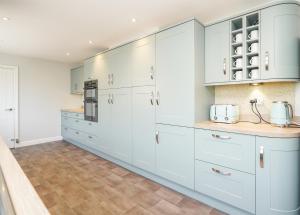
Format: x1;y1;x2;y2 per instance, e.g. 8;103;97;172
210;104;240;124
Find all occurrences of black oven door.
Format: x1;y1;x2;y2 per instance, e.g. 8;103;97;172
84;100;98;122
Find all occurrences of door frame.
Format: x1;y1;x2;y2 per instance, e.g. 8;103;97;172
0;64;19;148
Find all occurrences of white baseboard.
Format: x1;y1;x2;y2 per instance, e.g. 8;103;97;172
16;136;63;148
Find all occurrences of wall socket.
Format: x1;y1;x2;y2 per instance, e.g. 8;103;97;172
250;97;264;105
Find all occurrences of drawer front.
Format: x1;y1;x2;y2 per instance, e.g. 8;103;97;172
68;112;84;120
61;116;74;127
84;133;99;150
195;129;255;174
62;126;71;139
69;128;85;143
81;121;98;135
195;160;255;213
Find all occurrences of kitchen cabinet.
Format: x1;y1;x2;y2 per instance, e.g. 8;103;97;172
205;21;230;84
84;57;96;81
156;20;213;127
256;137;300;215
155;124;194;189
130;35;156;87
132;86;156;173
106;45;131;89
95;54;110;90
110;88;132;163
70;66;84;94
260;4;300;80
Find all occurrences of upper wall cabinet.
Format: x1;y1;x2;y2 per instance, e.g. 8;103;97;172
130;35;156;87
205;3;300;85
71;66;84;94
205;21;230;84
83;57;96;81
260;4;300;80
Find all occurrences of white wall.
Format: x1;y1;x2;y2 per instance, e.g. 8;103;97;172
296;83;300;116
0;53;82;146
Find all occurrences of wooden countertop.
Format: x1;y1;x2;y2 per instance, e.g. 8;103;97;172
0;137;49;215
61;108;84;113
195;121;300;138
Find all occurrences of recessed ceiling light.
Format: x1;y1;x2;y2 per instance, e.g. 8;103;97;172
66;52;70;56
2;17;10;21
89;40;93;44
131;18;136;23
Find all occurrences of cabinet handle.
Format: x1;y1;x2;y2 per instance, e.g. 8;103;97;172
150;91;154;105
259;146;264;168
75;120;79;123
111;94;114;104
156;91;160;106
223;58;226;75
88;123;92;126
64;128;68;130
150;66;154;80
155;131;159;144
211;168;231;176
265;52;269;71
76;131;79;135
108;74;111;85
111;74;114;85
88;136;93;139
108;94;111;104
212;134;231;140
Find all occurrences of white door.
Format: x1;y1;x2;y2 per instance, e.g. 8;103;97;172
155;21;195;127
132;86;156;173
0;65;18;148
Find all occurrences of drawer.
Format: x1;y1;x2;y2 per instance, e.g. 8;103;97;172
61;111;84;120
69;128;85;143
195;160;255;213
83;133;99;150
81;121;98;135
62;126;71;139
195;129;255;174
61;116;74;127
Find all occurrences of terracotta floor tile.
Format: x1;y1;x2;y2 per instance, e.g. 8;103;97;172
13;141;226;215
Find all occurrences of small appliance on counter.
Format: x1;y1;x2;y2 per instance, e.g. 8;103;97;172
270;101;293;127
84;80;98;122
210;104;240;124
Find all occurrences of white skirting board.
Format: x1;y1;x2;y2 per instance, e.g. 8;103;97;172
16;136;63;148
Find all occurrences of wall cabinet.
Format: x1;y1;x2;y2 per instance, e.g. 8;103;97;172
260;4;300;80
156;124;194;189
130;35;156;87
256;137;300;215
84;57;97;81
205;3;300;85
205;21;230;84
70;66;84;94
132;86;156;173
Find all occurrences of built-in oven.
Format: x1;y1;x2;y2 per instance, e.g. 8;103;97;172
84;80;98;122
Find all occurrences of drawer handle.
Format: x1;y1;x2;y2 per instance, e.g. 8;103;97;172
212;168;231;176
75;132;79;135
259;146;264;168
212;134;231;140
88;136;93;139
64;128;68;130
75;120;79;123
89;123;92;126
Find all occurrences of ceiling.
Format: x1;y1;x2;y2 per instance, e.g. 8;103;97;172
0;0;278;64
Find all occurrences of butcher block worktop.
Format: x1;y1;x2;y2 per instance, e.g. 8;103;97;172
195;121;300;138
61;108;84;113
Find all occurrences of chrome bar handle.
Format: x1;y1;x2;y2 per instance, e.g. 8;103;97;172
265;52;269;71
150;66;154;80
156;91;160;106
212;134;231;140
150;91;154;105
111;73;114;85
111;94;114;104
108;94;111;104
4;108;14;111
155;131;159;144
108;74;111;85
223;58;226;75
259;146;264;168
212;168;231;176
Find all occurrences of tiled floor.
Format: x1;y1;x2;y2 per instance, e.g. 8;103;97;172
12;141;226;215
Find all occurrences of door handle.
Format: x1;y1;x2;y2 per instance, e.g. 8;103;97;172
265;52;269;71
212;168;231;176
111;74;114;85
155;131;159;144
4;108;14;111
111;94;114;104
259;146;264;168
223;58;226;75
108;94;111;104
108;74;111;85
212;134;231;140
150;66;154;80
156;91;160;106
150;91;154;105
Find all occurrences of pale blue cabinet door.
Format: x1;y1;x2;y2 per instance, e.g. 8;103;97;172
256;137;300;215
95;54;110;90
130;35;155;87
155;21;195;127
98;90;112;154
260;4;300;80
84;57;96;81
106;46;131;89
132;86;156;173
156;124;194;189
111;88;132;163
205;21;230;84
71;66;84;94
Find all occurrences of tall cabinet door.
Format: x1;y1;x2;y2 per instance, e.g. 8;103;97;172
155;21;195;127
98;90;112;154
131;35;156;87
111;88;132;163
205;21;230;84
260;4;300;80
96;54;110;90
132;86;156;173
256;137;300;215
84;57;96;81
156;124;194;189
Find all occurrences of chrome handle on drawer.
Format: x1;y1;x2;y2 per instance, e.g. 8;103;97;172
259;146;264;168
212;134;231;140
88;136;93;139
212;168;231;176
75;120;79;123
88;123;92;126
75;131;79;135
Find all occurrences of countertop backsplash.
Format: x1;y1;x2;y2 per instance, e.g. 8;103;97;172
215;82;297;120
